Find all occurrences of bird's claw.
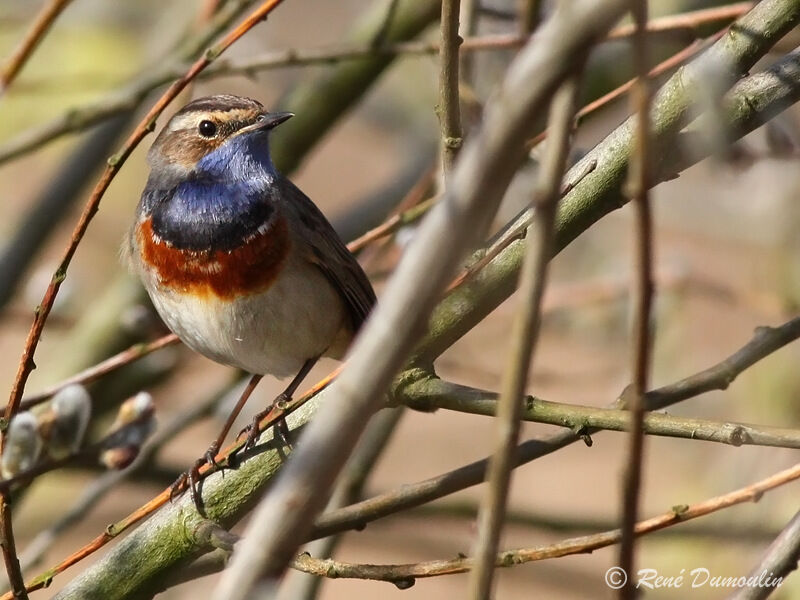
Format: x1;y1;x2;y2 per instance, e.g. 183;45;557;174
238;393;293;452
169;441;221;513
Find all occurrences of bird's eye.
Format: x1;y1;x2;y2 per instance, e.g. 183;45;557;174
198;120;218;138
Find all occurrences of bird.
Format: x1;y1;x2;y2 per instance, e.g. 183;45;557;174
126;94;376;504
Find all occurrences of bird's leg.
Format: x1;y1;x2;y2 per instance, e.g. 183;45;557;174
241;357;319;451
171;373;263;510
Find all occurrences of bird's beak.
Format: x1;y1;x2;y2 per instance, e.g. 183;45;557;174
254;111;294;131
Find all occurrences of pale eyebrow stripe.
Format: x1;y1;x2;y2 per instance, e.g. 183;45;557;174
167;109;258;132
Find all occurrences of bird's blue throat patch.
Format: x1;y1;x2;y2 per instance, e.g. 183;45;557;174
143;133;278;252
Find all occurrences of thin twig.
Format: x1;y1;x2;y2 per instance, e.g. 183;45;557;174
438;0;463;174
0;502;25;600
730;509;800;600
519;0;542;34
293;462;800;584
17;334;179;411
347;195;438;254
619;1;653;595
0;0;74;97
468;76;579;599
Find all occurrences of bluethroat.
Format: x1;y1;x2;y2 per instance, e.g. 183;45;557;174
126;95;375;504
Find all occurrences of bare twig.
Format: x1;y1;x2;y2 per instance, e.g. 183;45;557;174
0;0;74;96
619;1;653;594
294;462;800;584
17;334;179;411
519;0;542;34
468;76;579;598
438;0;463;174
213;2;628;597
730;509;800;600
347;195;438;254
0;502;25;600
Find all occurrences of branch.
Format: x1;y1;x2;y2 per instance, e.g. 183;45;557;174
400;377;800;449
437;0;462;174
730;509;800;600
292;461;800;585
619;0;654;592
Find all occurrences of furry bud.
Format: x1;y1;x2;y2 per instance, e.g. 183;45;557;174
1;412;42;479
44;384;91;459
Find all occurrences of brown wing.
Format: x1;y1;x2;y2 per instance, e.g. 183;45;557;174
277;178;376;330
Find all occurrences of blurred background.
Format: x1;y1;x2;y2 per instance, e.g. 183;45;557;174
1;0;799;598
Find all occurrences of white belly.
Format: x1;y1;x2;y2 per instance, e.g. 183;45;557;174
143;255;347;378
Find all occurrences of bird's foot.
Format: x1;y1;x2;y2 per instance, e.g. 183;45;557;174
169;440;221;513
238;392;292;451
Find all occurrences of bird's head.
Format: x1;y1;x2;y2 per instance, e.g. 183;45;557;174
147;94;293;186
